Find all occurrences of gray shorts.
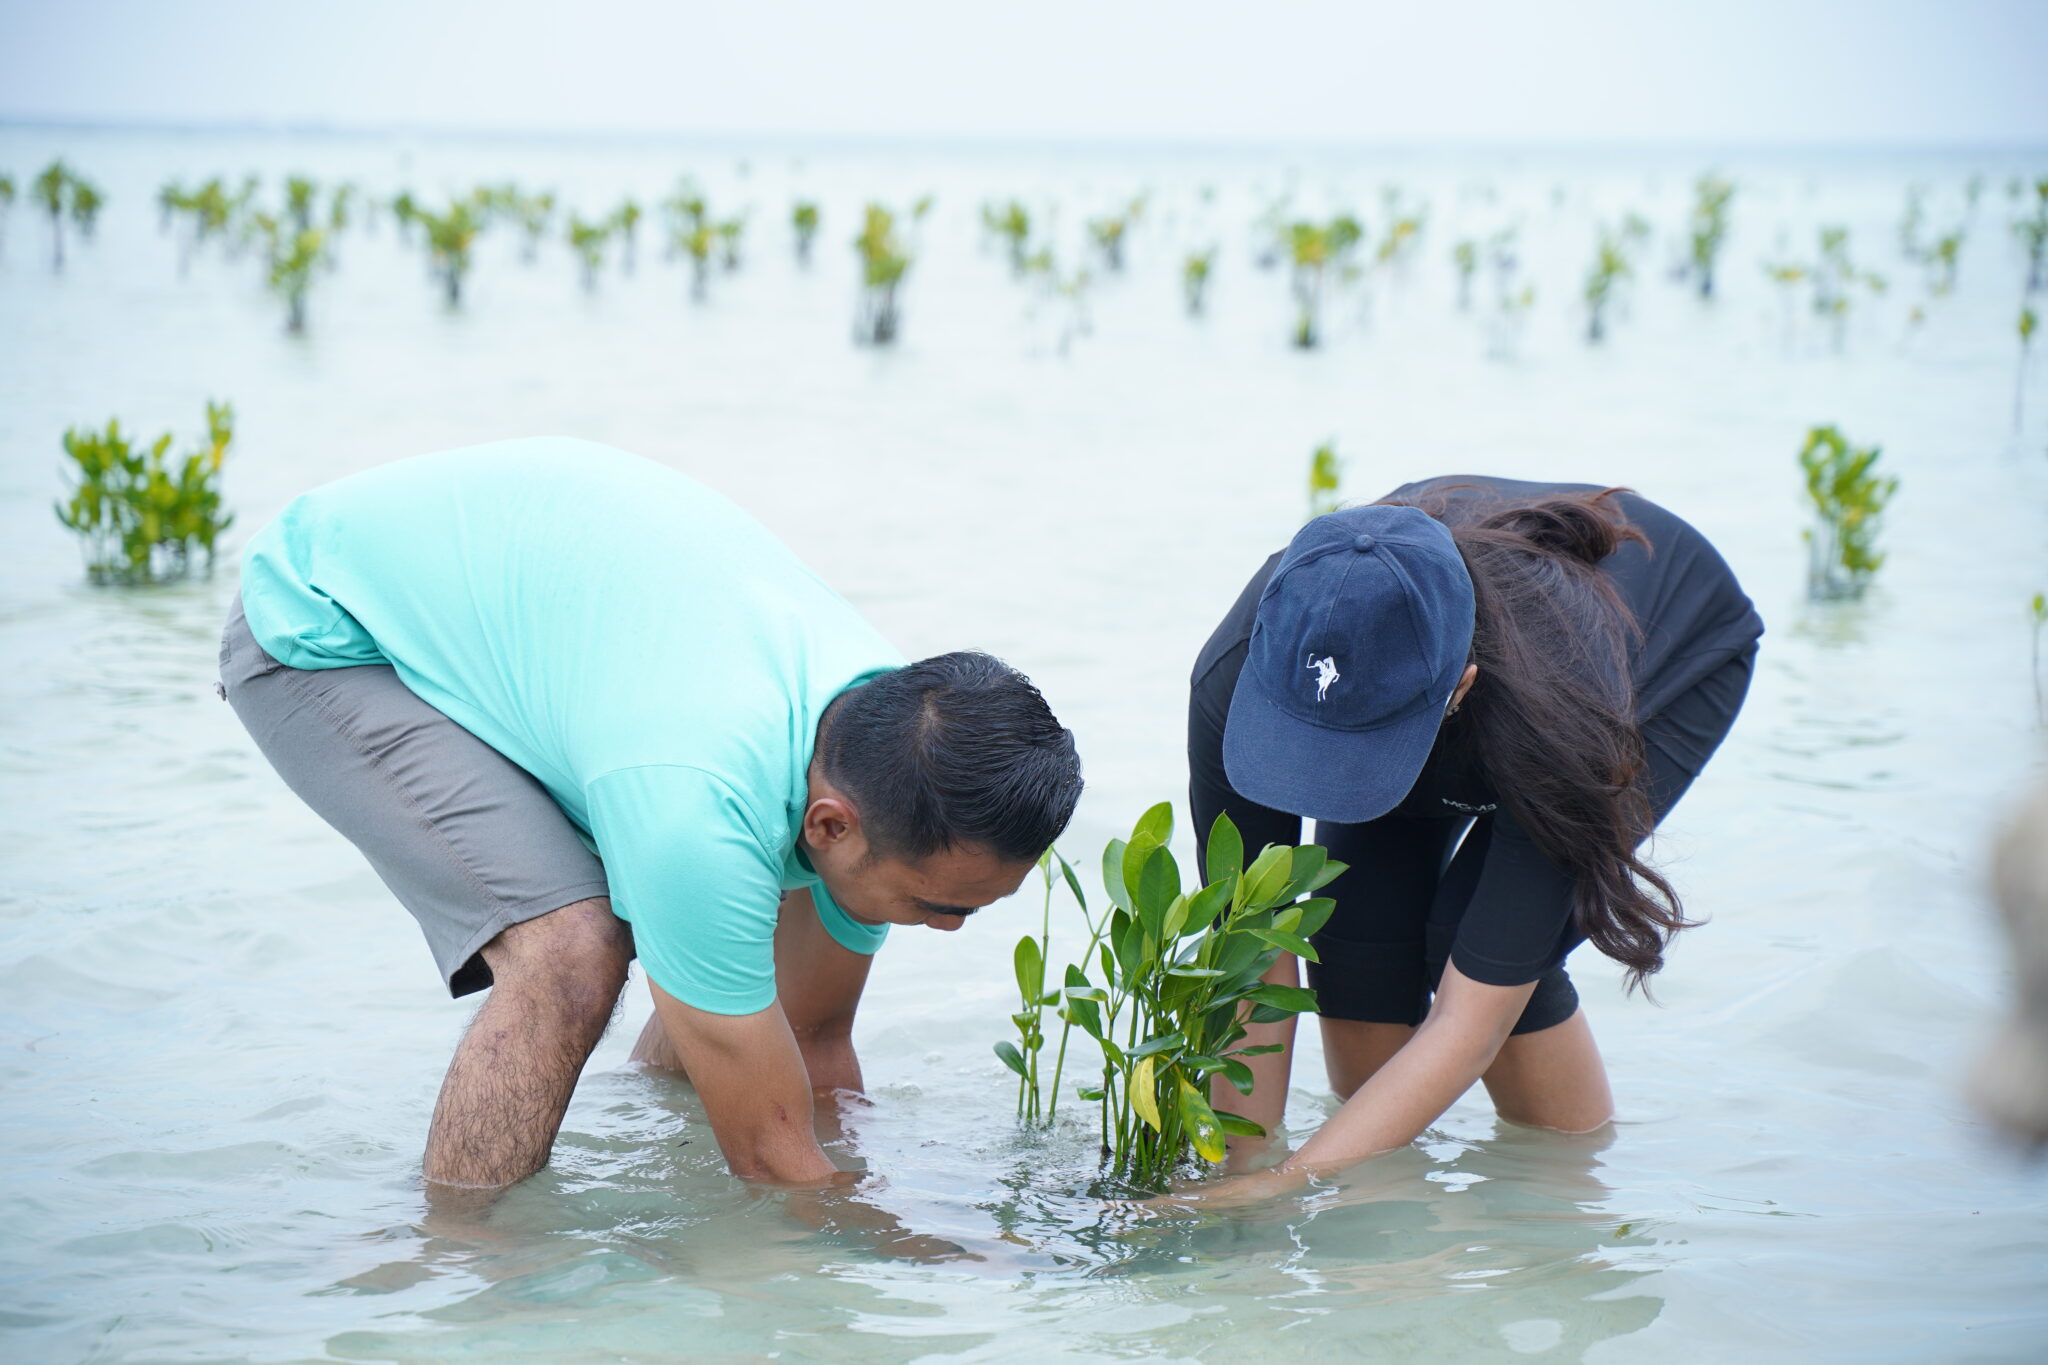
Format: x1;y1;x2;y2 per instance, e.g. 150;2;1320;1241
219;596;614;997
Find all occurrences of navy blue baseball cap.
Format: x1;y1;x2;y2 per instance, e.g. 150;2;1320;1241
1223;504;1476;824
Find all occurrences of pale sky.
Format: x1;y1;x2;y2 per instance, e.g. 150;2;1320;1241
2;0;2045;145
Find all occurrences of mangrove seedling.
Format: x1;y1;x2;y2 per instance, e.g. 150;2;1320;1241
2019;306;2037;434
1452;238;1477;309
1183;248;1215;316
791;199;820;265
1019;804;1342;1189
34;160;72;269
714;217;745;272
612;198;641;271
1925;229;1963;296
984;199;1031;274
1308;440;1343;520
418;201;481;307
2015;180;2048;295
328;182;356;234
679;222;715;300
568;214;612;290
516;191;555;262
1584;228;1632;344
1284;217;1361;350
1798;424;1897;601
853;202;912;346
1089;212;1129;272
1763;259;1808;348
1898;184;1927;261
284;175;317;233
2031;592;2046;724
55;400;235;586
391;190;419;241
995;848;1088;1122
267;227;327;332
1688;173;1735;299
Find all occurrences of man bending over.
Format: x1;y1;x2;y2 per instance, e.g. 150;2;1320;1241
219;437;1083;1192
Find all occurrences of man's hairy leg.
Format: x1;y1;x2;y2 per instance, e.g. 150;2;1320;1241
423;898;631;1191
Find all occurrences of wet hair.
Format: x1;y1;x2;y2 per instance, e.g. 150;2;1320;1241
1389;486;1692;990
816;651;1083;865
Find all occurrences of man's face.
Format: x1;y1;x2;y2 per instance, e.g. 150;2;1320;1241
823;843;1034;932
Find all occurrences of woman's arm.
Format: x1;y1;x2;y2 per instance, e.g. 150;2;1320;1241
1167;961;1534;1205
1283;962;1534;1172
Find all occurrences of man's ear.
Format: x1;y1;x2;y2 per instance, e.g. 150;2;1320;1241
803;795;859;851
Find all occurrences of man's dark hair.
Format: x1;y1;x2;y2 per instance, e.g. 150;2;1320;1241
816;651;1082;864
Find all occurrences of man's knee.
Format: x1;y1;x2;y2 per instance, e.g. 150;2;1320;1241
483;898;632;1009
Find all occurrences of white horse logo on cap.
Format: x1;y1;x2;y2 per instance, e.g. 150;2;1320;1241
1307;654;1340;701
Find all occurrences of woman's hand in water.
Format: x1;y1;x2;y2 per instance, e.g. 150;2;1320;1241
1144;1164;1314;1213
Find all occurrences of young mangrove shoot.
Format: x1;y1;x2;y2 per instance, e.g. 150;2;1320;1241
1308;440;1343;520
791;200;820;265
1798;424;1897;602
567;214;612;292
1001;804;1342;1189
2019;306;2038;435
55;401;235;586
1183;248;1214;316
1689;173;1735;299
267;227;328;333
853;203;912;346
1584;228;1632;344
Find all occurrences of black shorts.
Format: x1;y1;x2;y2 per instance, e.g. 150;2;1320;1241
1306;648;1754;1035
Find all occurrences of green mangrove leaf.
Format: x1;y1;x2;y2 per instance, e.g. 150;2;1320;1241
1128;1032;1187;1059
1163;893;1191;940
1010;1011;1036;1031
1132;801;1174;849
1215;1110;1268;1138
1293;896;1338;939
1279;846;1326;902
1185;878;1234;935
1135;846;1181;926
1206;811;1244;885
1122;837;1160;914
1218;1058;1256;1095
1252;928;1319;962
1307;858;1348;893
1014;935;1045;1003
1132;1057;1163;1133
1114;912;1148;979
1100;1039;1126;1066
1166;965;1227;979
1246;983;1319;1013
1211;928;1265;980
993;1040;1028;1077
1063;985;1109;1003
1242;845;1294;908
1102;838;1132;911
1056;850;1088;912
1234;1043;1287;1057
1182;1054;1224;1075
1077;1086;1106;1102
1176;1080;1226;1161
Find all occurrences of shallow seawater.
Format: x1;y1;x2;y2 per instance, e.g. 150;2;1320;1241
2;129;2045;1362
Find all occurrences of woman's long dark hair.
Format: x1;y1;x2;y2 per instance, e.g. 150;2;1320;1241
1392;486;1691;990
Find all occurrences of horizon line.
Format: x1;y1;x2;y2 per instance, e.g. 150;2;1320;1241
2;114;2045;157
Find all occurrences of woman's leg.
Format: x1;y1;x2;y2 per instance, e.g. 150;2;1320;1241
1309;817;1466;1097
1480;1009;1614;1132
1467;650;1757;1129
